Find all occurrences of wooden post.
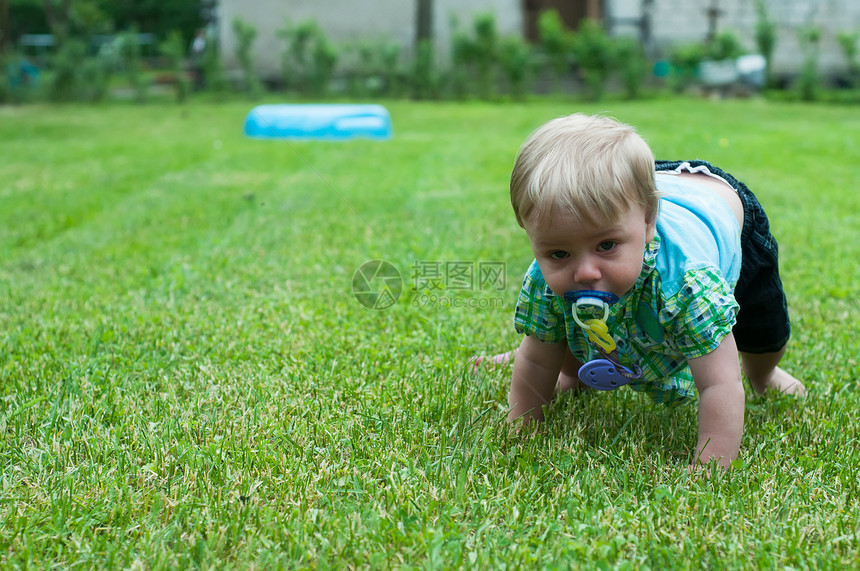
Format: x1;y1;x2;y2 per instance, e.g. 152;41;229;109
706;0;722;42
587;0;601;21
416;0;433;45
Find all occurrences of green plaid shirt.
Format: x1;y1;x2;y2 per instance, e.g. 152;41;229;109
514;235;739;405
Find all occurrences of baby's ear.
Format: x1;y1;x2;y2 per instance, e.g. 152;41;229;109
645;212;657;242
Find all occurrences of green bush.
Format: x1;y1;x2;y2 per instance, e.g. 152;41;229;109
797;26;822;101
42;34;116;103
277;19;338;96
200;33;229;97
668;42;707;92
48;38;87;101
410;39;439;100
310;35;338;96
613;36;650;100
837;30;859;88
471;12;500;99
348;40;403;97
232;17;264;98
377;41;405;97
77;50;113;102
277;20;314;91
755;0;778;86
537;10;573;93
449;25;472;99
707;31;746;61
499;35;534;100
570;19;614;101
449;12;501;100
159;30;190;103
666;31;745;94
117;29;149;103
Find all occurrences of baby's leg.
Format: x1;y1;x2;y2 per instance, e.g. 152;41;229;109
557;348;586;394
740;346;806;396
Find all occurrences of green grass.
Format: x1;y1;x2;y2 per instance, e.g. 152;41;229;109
1;97;859;569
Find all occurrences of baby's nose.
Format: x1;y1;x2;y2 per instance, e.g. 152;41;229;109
573;260;601;284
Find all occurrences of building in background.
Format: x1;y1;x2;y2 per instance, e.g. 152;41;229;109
217;0;860;81
608;0;859;77
218;0;523;81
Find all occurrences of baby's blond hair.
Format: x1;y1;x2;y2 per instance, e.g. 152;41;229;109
510;114;658;227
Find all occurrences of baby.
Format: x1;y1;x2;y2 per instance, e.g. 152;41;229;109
496;113;805;469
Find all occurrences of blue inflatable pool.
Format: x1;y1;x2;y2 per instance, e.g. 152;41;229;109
244;104;392;141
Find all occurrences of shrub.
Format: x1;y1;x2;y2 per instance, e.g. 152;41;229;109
754;0;778;86
377;42;404;96
537;10;573;93
470;12;500;99
449;12;501;100
349;40;402;97
499;34;534;100
309;36;337;96
707;31;746;61
449;25;473;99
159;30;190;103
613;36;650;99
232;17;264;97
200;32;228;96
570;19;614;101
116;29;149;103
278;20;314;91
77;49;113;102
278;20;339;96
48;38;87;101
837;30;859;88
45;36;116;103
410;39;439;100
668;42;707;92
797;26;822;101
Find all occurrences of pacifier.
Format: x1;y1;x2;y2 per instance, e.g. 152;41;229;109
563;290;642;391
578;359;635;391
564;290;618;353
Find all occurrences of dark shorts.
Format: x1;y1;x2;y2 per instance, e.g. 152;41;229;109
655;160;790;354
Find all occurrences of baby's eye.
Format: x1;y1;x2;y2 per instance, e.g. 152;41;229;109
549;251;569;260
597;241;617;252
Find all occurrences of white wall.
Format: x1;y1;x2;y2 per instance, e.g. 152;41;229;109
219;0;523;80
220;0;858;80
608;0;860;75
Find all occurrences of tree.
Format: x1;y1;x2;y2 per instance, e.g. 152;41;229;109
1;0;10;53
97;0;203;44
5;0;49;51
3;0;205;48
41;0;111;43
43;0;73;41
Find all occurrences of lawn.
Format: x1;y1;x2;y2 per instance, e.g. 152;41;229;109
1;97;858;569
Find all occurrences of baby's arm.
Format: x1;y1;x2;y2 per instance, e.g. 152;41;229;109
688;332;745;469
507;335;567;424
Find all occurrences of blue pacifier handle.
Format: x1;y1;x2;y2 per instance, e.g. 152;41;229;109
578;359;635;391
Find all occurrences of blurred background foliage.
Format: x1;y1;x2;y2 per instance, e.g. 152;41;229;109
1;1;859;104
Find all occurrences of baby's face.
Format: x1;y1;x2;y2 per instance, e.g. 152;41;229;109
524;204;655;299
